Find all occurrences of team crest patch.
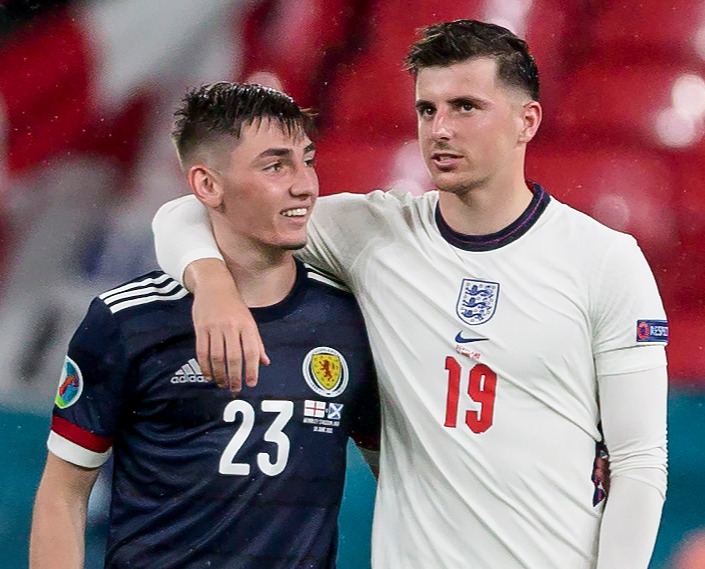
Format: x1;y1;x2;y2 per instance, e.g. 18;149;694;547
456;279;500;325
302;347;349;398
55;356;83;409
636;320;669;343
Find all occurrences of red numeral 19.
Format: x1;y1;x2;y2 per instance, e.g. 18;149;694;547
444;356;497;433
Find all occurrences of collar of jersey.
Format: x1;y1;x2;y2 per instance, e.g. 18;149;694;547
249;258;307;322
435;181;550;251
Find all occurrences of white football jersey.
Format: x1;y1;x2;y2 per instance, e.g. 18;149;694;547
298;186;668;569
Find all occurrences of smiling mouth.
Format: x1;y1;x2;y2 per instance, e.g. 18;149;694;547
281;207;308;217
431;152;463;162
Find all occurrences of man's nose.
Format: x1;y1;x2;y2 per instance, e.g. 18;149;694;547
291;164;319;197
431;110;452;140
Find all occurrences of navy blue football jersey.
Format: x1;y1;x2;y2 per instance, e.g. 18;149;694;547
48;259;379;569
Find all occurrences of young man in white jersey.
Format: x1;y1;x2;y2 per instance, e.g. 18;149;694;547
152;20;668;569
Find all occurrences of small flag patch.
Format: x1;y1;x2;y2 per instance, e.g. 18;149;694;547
304;400;327;418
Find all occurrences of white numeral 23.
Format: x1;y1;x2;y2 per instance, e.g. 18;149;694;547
218;400;294;476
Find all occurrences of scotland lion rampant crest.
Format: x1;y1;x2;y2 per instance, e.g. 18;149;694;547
456;278;500;325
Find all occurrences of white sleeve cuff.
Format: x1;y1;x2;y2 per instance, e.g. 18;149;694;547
48;431;112;469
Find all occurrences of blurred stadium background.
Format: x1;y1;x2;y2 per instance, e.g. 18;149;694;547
0;0;703;567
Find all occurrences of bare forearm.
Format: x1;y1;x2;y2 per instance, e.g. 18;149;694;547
30;454;98;569
184;258;234;294
30;485;89;568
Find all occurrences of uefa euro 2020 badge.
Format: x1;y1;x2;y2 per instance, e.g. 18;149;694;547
302;347;349;398
55;356;84;409
456;278;500;326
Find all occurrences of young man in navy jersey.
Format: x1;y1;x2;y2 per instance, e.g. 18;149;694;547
29;82;380;569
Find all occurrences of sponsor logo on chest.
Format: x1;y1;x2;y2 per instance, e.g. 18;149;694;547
170;358;207;383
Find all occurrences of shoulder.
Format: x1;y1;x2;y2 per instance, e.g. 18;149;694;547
315;189;437;218
96;270;190;317
546;197;638;252
303;263;353;296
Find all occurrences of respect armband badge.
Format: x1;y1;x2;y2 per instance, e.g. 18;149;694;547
636;320;669;343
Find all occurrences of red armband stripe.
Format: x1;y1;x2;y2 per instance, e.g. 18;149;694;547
51;415;113;453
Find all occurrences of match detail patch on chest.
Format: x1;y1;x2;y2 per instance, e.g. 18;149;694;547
55;356;84;409
302;347;349;397
302;400;344;433
456;278;500;325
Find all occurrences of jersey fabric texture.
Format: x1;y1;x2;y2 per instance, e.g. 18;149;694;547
298;184;668;569
48;260;379;569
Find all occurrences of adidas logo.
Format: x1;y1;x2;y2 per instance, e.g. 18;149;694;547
170;358;207;384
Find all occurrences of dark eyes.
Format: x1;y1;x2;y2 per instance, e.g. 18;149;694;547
264;162;283;173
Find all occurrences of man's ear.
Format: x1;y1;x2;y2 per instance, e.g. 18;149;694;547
518;100;542;144
187;164;223;209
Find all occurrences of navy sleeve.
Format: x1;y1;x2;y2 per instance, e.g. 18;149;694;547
49;298;130;466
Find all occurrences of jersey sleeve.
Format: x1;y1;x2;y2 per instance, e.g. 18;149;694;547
152;194;224;285
48;298;130;468
591;235;668;376
152;191;398;287
298;190;396;284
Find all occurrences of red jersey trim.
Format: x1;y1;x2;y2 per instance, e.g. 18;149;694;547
51;415;113;453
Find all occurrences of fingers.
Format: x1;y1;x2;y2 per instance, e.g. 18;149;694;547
196;326;214;382
191;297;268;393
242;321;269;387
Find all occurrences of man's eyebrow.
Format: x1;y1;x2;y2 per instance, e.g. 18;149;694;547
255;142;316;160
256;148;293;160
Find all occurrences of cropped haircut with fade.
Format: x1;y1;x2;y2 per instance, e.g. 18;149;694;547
172;82;316;168
403;19;540;102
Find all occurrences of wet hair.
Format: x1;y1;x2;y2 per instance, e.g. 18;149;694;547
172;82;315;167
403;19;540;101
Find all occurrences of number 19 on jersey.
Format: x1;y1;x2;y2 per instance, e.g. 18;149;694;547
443;356;497;433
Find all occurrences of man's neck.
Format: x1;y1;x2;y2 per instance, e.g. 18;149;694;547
437;178;534;236
212;222;298;308
223;250;298;308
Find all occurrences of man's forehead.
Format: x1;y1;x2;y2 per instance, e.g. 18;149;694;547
239;119;312;149
415;57;501;96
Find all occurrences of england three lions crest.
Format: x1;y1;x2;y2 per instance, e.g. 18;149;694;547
456;279;500;325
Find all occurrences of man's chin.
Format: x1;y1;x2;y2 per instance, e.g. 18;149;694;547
281;240;308;251
433;174;486;195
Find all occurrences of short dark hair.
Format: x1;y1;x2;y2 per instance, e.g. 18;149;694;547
172;82;315;167
403;20;540;101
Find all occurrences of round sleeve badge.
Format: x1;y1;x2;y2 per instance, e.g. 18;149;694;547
55;356;84;409
302;347;349;398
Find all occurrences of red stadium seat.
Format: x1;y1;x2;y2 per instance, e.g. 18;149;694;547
555;62;705;151
590;1;705;66
665;311;705;383
315;136;430;196
238;0;358;106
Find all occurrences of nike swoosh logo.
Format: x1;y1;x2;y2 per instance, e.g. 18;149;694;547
454;332;489;344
